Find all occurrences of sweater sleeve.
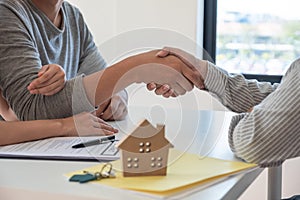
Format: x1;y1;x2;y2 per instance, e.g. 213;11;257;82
227;59;300;167
75;9;107;76
204;62;279;113
0;4;94;120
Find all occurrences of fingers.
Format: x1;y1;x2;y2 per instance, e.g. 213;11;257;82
29;82;65;95
100;105;113;121
101;100;127;121
147;82;188;98
29;78;65;96
154;84;170;95
147;83;175;98
92;116;118;134
98;93;128;121
149;81;193;98
84;113;118;136
38;65;49;77
156;47;205;89
28;64;66;95
67;112;118;137
151;57;194;94
29;65;57;88
153;82;190;97
147;82;157;91
98;99;114;120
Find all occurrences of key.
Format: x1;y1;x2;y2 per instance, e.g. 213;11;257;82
69;163;115;184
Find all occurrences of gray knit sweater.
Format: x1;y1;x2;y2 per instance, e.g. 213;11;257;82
0;0;106;120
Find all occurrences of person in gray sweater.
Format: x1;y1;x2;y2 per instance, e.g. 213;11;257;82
0;63;118;146
0;0;193;145
0;0;128;121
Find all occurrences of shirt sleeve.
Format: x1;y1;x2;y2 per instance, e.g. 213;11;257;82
204;62;279;113
227;60;300;167
76;11;107;76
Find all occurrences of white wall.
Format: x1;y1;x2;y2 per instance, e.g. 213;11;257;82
68;0;226;111
68;0;199;45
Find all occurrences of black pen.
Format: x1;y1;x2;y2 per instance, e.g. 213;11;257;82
72;135;116;149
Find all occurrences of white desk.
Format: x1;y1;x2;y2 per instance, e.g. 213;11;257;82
0;108;263;200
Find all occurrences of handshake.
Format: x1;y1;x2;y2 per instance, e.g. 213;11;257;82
131;47;209;98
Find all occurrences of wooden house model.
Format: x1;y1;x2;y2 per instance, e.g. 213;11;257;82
116;119;173;177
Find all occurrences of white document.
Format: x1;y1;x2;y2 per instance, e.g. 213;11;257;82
0;136;119;161
0;119;136;161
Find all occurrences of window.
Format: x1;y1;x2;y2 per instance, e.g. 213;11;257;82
204;0;300;83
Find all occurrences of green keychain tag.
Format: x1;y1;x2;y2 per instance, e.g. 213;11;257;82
69;174;96;183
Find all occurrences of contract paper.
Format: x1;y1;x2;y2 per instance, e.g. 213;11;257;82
0;136;119;161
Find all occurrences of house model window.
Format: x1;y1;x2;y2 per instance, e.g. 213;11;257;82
116;119;173;177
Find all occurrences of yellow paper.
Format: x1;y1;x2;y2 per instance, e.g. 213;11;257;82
66;149;256;196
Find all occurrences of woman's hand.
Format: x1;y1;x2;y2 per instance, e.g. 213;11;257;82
62;112;119;137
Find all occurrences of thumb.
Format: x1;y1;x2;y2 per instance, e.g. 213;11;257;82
156;48;170;58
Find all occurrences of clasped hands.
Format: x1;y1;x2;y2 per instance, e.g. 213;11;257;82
139;47;208;98
20;47;207;137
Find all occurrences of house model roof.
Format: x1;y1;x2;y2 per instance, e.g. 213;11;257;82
116;119;173;152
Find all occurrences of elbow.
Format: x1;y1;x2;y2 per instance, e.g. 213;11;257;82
232;134;284;167
232;140;263;164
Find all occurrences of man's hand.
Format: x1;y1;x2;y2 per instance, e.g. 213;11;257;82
147;83;176;98
131;50;195;96
96;90;128;121
146;47;208;97
27;64;66;96
156;47;207;89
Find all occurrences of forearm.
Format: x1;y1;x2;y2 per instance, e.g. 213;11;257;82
229;108;299;167
204;62;278;113
82;57;135;107
83;50;164;106
228;61;300;166
0;119;71;146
